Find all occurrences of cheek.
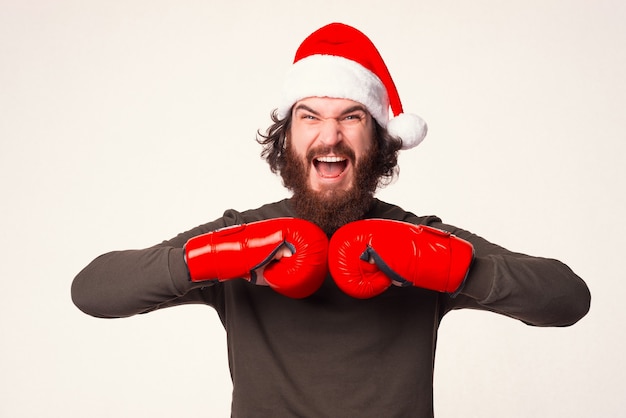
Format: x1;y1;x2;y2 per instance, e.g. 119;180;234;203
354;139;375;161
348;124;375;154
288;131;314;159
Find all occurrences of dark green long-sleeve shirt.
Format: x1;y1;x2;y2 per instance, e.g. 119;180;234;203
72;198;590;417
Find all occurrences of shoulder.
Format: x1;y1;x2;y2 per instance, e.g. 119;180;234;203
223;199;296;224
368;199;442;226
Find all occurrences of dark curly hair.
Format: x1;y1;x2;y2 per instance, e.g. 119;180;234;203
256;109;403;188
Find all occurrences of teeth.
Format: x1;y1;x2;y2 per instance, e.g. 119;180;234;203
316;156;346;163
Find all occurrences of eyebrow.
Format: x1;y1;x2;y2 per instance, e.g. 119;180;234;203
293;103;369;117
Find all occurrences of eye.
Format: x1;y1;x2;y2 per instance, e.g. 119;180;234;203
343;113;365;122
300;113;318;121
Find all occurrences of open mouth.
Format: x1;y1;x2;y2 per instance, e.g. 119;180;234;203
313;156;348;178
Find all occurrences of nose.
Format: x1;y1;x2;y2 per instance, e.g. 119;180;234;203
318;118;342;147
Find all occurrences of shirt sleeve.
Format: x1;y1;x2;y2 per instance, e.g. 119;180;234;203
70;211;242;319
431;220;591;327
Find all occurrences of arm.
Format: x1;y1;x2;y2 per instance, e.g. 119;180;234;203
328;215;590;327
435;222;591;327
71;217;234;319
71;203;327;317
72;246;204;318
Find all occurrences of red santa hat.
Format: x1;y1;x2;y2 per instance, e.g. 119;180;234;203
277;22;427;150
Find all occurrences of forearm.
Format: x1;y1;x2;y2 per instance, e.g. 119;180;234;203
459;253;590;326
70;208;269;318
437;224;591;327
71;246;204;318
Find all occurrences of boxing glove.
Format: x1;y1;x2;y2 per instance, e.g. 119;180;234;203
184;218;328;298
328;219;474;299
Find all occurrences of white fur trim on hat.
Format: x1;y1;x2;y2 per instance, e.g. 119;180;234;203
277;54;390;126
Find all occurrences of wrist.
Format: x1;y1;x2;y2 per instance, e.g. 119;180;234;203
170;248;204;292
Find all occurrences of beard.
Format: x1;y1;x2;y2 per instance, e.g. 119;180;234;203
280;141;381;235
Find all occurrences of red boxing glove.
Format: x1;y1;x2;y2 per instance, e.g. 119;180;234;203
328;219;474;299
184;218;328;298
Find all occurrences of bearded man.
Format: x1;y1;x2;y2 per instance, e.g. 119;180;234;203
72;23;590;417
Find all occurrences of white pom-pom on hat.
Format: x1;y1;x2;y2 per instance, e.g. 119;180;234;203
387;113;428;150
278;22;428;150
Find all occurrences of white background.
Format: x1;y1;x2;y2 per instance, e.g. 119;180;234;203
1;1;624;417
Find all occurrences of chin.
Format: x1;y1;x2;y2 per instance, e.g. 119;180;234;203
314;185;352;199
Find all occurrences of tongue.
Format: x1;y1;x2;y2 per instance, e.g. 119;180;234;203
317;161;343;178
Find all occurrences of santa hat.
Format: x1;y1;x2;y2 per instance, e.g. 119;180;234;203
277;22;427;150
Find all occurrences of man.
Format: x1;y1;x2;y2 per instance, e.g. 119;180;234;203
72;23;591;417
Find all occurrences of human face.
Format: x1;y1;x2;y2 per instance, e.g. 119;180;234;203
288;97;375;194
